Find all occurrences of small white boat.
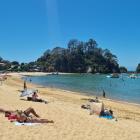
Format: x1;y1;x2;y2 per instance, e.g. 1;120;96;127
106;73;119;78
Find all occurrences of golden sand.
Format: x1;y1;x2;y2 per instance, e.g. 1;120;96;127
0;72;140;140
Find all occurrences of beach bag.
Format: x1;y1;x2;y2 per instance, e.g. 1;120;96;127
27;97;32;101
109;109;113;115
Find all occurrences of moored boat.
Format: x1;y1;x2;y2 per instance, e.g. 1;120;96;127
106;73;119;78
130;74;138;79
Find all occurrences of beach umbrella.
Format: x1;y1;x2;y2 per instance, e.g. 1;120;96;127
20;90;36;97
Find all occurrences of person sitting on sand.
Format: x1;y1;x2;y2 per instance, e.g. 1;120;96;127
16;110;54;123
95;97;100;103
2;107;40;118
32;92;38;101
32;92;47;104
100;109;113;116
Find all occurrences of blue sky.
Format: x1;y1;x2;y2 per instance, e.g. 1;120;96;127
0;0;140;71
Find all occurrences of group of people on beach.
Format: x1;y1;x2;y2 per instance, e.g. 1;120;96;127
0;81;52;124
0;79;113;124
0;107;54;123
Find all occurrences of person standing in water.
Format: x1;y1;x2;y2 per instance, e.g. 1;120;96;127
103;90;105;98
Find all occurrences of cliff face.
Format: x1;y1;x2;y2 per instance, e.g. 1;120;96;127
86;65;92;73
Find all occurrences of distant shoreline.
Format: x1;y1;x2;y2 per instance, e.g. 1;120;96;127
20;72;140;107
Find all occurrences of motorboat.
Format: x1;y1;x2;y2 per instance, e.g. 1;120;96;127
130;74;138;79
106;73;119;78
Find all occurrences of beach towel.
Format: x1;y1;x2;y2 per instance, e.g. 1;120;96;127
80;98;90;100
8;116;18;120
81;104;91;109
88;99;95;102
101;116;115;119
17;90;24;92
14;122;46;126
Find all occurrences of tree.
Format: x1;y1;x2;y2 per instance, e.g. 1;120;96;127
11;61;19;65
52;47;62;54
88;39;98;52
0;64;3;70
68;39;79;53
28;62;35;66
0;57;2;62
119;66;127;73
35;38;120;73
136;63;140;73
43;49;52;56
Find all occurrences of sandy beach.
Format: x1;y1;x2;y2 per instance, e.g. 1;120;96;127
0;72;140;140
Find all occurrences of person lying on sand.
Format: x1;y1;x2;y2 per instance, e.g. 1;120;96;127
16;110;54;123
0;107;40;118
100;109;113;116
32;92;47;104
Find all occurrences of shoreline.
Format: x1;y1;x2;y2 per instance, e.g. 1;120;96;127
21;73;140;107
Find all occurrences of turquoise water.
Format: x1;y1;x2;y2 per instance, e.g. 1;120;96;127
23;74;140;104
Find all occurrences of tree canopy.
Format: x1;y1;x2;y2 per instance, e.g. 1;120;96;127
136;63;140;73
0;39;121;73
36;39;120;73
119;66;127;73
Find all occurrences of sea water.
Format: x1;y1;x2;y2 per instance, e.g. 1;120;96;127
23;74;140;104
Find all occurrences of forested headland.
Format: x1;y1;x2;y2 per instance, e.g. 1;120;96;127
37;39;120;73
0;39;121;73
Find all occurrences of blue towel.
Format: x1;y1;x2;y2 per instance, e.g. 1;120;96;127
88;99;95;102
101;116;115;119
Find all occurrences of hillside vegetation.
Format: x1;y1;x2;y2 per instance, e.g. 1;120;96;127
37;39;120;73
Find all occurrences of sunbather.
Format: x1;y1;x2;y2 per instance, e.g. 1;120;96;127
100;109;113;116
32;92;38;101
16;110;54;123
1;107;40;118
32;92;47;104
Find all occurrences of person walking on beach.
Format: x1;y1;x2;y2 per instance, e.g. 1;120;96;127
103;90;105;98
24;81;27;91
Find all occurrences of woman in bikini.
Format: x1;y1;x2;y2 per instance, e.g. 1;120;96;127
1;107;40;118
16;110;54;123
